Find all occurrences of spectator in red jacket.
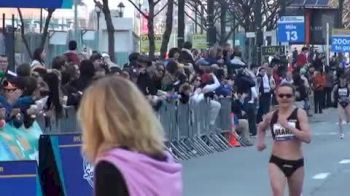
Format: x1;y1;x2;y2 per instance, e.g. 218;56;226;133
295;47;309;71
64;41;81;66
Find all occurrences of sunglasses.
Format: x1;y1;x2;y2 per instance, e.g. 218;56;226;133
278;94;293;99
4;88;17;92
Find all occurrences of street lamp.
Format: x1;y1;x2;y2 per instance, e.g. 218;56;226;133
137;0;142;53
95;5;101;49
118;2;125;17
95;5;101;31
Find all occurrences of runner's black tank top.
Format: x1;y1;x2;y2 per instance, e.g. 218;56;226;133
270;108;300;141
337;87;350;103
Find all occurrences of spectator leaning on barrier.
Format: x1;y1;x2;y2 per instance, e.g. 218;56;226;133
16;63;31;77
179;41;195;66
61;63;82;108
191;72;221;129
135;55;158;97
168;48;181;63
229;51;245;79
78;77;182;196
214;68;233;97
90;52;108;79
31;48;47;71
71;60;96;92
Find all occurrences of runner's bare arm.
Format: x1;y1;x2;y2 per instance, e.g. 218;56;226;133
258;112;273;132
257;112;273;151
331;84;338;103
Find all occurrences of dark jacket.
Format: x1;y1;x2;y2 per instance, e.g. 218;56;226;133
137;72;157;96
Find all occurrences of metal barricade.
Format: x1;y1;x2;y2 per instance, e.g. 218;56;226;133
158;98;233;160
59;107;81;133
37;98;234;160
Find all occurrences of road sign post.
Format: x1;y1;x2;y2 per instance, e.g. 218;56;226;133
277;16;305;44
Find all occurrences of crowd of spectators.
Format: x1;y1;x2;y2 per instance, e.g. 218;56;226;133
1;40;350;147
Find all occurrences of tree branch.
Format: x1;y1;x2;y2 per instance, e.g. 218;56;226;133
154;2;169;17
40;8;55;48
17;8;33;59
185;10;207;31
127;0;148;19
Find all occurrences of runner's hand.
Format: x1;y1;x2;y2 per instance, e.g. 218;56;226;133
257;142;266;151
278;118;290;129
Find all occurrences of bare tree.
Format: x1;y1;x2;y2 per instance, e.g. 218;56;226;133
128;0;168;58
183;0;290;48
94;0;115;62
178;0;185;47
160;0;174;59
18;8;55;60
40;9;55;48
227;0;292;31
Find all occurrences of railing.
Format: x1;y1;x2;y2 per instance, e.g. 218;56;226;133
39;97;235;160
156;97;233;160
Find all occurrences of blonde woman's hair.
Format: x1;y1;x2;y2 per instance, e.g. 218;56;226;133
78;76;165;162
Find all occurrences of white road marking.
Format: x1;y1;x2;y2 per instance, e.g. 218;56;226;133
312;173;330;180
339;159;350;164
313;132;338;136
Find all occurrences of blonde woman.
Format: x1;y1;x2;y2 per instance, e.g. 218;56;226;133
78;77;182;196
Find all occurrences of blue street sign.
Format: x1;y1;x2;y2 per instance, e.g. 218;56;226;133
0;0;73;8
331;36;350;52
277;16;305;43
331;29;350;52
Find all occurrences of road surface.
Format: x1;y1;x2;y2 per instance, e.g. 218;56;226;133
183;108;350;196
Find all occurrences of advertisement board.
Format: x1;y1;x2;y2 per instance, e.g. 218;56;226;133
39;133;93;196
192;34;207;49
140;34;162;53
0;0;73;8
0;160;41;196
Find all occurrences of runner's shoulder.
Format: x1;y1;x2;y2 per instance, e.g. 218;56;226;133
296;107;308;119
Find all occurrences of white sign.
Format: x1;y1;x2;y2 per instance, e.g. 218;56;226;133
278;16;305;24
246;32;256;38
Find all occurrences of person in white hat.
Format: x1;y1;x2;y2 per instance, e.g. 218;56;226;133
102;53;120;70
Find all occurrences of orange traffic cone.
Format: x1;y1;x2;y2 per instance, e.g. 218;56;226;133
229;112;241;147
228;132;241;147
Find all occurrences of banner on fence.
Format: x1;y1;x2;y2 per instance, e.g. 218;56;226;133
140;34;162;53
0;160;41;195
0;122;42;161
39;134;93;196
192;34;208;49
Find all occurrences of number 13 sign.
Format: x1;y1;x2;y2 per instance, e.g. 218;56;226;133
277;16;305;43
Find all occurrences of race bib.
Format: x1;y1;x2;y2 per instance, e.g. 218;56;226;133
264;87;271;93
273;121;296;141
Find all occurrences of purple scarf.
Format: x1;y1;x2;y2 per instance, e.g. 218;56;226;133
97;148;182;196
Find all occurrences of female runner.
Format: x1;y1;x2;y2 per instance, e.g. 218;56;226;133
257;83;312;196
332;75;350;139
